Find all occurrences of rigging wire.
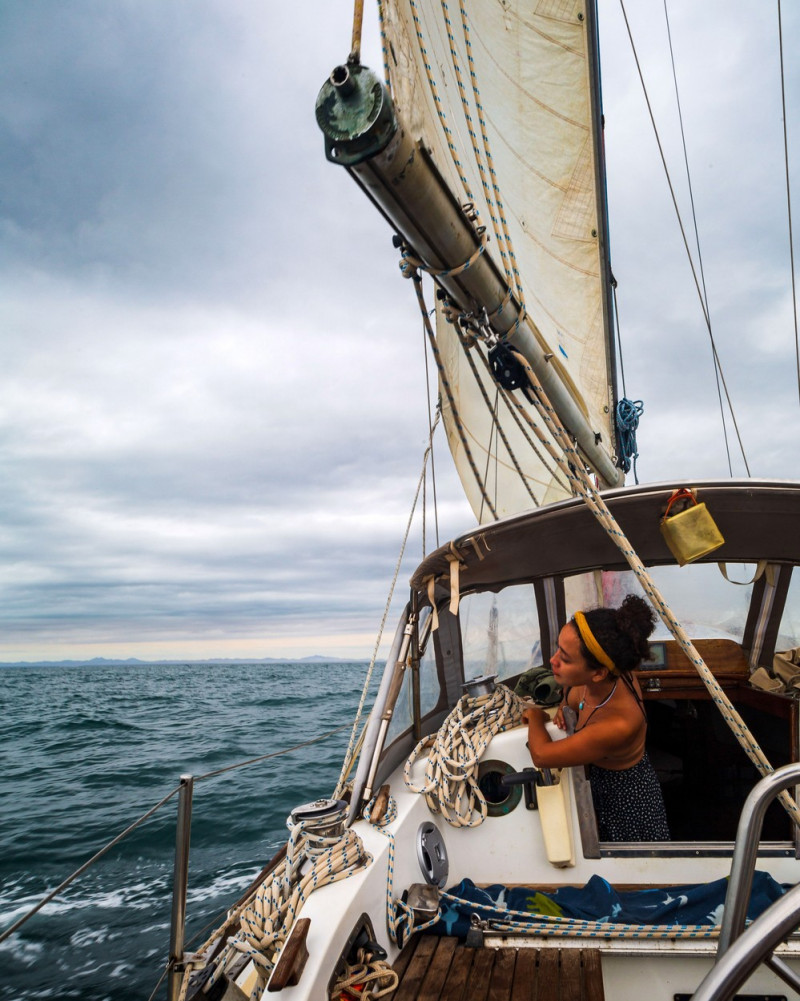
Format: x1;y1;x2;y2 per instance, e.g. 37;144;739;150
333;404;442;799
465;333;571;496
476;387;502;524
411;277;498;519
454;329;546;510
618;0;751;476
421;278;441;549
663;0;734;477
778;0;800;403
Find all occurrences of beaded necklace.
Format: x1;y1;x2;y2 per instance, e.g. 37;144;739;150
576;679;618;731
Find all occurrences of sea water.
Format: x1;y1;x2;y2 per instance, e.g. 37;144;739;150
0;661;379;1000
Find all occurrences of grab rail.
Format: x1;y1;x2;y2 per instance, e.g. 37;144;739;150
693;761;800;1001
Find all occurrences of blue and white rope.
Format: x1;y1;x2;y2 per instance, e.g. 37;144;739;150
404;684;527;827
204;817;373;993
364;792;441;948
439;889;721;940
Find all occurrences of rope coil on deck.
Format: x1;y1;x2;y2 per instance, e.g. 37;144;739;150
198;815;372;997
330;945;399;999
403;684;527;827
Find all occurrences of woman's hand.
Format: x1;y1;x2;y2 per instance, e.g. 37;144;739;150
521;705;549;726
552;705;566;730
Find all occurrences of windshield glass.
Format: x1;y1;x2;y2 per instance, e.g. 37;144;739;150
564;564;765;641
777;570;800;652
386;606;440;743
459;584;542;682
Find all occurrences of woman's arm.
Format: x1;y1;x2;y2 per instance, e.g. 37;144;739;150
522;706;637;769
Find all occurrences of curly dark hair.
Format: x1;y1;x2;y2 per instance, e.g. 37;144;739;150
570;594;656;675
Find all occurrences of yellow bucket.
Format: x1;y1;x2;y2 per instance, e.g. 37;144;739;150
660;489;725;566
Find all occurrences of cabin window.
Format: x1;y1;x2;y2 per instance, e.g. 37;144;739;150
458;584;542;683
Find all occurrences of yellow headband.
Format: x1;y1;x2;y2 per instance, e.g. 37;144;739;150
574;611;617;675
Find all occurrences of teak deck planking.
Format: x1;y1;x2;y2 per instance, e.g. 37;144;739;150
383;934;605;1001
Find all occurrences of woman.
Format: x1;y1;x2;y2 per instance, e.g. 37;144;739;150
522;594;670;842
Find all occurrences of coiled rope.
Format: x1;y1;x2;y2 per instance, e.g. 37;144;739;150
404;684;527;827
615;397;644;483
199;816;372;997
330;946;399;999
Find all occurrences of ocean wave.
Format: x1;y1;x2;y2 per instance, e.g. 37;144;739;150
1;659;362;1000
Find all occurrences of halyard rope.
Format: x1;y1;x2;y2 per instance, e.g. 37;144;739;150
438;0;514;290
333;409;442;800
404;684;527;827
407;0;474;204
454;0;525;305
350;0;365;63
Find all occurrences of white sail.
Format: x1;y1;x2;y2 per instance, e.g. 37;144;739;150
381;0;618;520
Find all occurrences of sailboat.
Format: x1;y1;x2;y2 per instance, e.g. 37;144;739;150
177;2;800;999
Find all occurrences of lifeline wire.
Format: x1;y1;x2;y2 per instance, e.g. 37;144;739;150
0;784;182;945
1;725;356;949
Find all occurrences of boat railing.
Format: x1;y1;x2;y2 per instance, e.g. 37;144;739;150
693;761;800;1001
0;724;351;1001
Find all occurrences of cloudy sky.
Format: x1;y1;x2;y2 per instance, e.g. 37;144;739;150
1;1;798;663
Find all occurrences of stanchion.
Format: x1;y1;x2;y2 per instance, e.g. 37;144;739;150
167;774;194;1001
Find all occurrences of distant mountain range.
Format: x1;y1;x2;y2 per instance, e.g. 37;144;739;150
0;655;370;668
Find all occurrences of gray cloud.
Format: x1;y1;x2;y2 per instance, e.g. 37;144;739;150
1;0;798;659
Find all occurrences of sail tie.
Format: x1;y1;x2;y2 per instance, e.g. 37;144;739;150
398;226;488;280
